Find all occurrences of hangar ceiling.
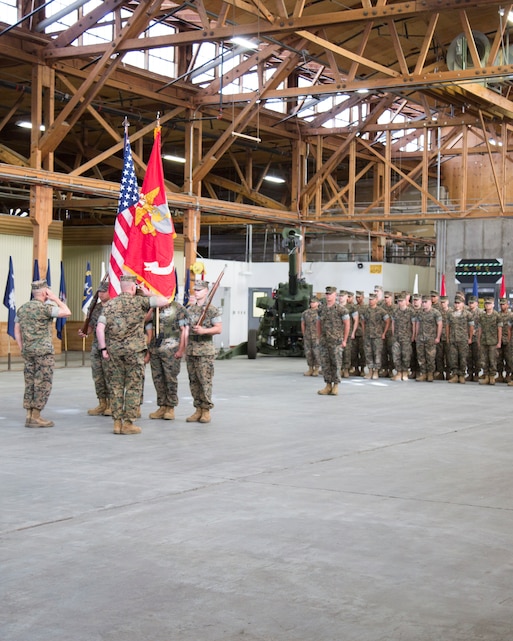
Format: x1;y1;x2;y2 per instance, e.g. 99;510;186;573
1;0;513;259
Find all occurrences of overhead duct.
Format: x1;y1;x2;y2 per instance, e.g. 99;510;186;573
447;31;491;71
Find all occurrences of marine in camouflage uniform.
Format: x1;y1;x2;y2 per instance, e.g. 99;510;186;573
14;279;71;428
390;294;414;380
478;298;502;385
147;301;189;420
361;293;390;379
380;291;395;376
340;291;359;378
435;296;451;380
351;290;366;375
414;296;442;381
409;294;423;378
78;280;112;416
301;298;320;376
96;275;170;435
317;286;350;396
186;280;222;423
446;295;474;383
466;296;481;381
497;298;512;382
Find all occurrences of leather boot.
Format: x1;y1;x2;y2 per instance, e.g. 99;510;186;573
186;408;203;422
416;374;426;382
459;376;466;384
329;384;339;396
489;375;496;385
199;409;211;423
448;375;458;383
25;409;32;427
121;420;142;434
479;376;489;385
304;367;314;376
29;409;54;428
371;369;379;380
113;419;122;434
163;406;175;420
342;369;349;378
317;383;332;395
88;399;107;416
312;368;319;377
402;371;409;381
427;372;434;382
103;399;112;416
391;372;402;381
149;405;167;419
363;370;372;379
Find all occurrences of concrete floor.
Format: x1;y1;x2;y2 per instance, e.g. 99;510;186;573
1;356;513;641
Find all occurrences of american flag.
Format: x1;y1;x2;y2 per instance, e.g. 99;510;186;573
108;131;140;297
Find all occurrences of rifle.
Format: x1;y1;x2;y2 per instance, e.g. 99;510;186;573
196;265;227;327
80;274;109;335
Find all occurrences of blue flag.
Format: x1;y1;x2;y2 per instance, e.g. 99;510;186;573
473;275;478;298
82;261;93;315
46;259;51;288
3;256;16;339
31;259;40;300
183;266;190;307
55;261;67;341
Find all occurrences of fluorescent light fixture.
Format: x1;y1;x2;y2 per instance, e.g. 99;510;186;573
489;138;503;146
356;88;369;94
264;175;286;184
16;121;45;131
163;154;186;163
230;37;258;50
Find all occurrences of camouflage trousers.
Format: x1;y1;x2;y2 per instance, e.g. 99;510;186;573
149;347;182;408
480;345;498;376
364;337;383;370
351;335;366;369
90;346;110;400
342;336;352;369
303;336;320;369
497;342;512;375
107;350;146;421
392;337;412;371
416;340;436;374
436;340;450;375
187;355;215;410
467;341;480;377
381;333;394;371
22;353;54;410
448;341;468;377
319;340;343;384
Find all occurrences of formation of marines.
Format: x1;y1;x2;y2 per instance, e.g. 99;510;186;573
302;285;511;393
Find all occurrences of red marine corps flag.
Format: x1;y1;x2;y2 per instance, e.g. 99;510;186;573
123;123;176;298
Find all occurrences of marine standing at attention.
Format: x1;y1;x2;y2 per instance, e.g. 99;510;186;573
96;275;170;435
185;280;222;424
14;278;72;428
317;286;350;396
301;297;321;377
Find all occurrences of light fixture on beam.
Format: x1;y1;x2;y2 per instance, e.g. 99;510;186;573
163;154;186;163
231;131;261;143
230;37;258;50
263;175;286;184
16;121;45;131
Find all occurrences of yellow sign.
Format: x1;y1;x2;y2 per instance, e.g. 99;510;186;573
370;264;382;274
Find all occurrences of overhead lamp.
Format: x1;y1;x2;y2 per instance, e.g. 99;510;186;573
264;175;286;184
356;88;369;94
163;154;186;163
230;37;258;50
16;121;45;131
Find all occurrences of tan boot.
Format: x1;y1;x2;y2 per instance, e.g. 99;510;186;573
103;399;112;416
149;405;167;419
448;375;458;383
371;369;378;380
186;408;203;422
342;369;349;378
427;372;434;382
304;368;314;377
363;370;372;379
199;409;211;423
391;372;402;381
402;371;409;381
29;409;54;428
479;376;489;385
312;368;319;377
121;420;142;434
25;409;32;427
163;406;175;420
489;376;496;385
329;384;339;396
459;376;466;384
87;399;107;416
113;419;122;434
416;374;426;382
317;383;332;395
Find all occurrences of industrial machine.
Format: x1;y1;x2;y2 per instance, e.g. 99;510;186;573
246;228;312;358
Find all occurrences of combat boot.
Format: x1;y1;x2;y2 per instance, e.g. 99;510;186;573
448;375;458;383
186;408;203;422
363;370;372;379
489;376;496;385
113;419;122;434
371;369;379;380
29;409;54;428
312;367;319;377
342;369;349;378
416;374;426;382
87;399;108;416
402;371;409;381
434;371;444;381
149;405;167;419
25;409;32;427
459;376;466;384
304;367;314;376
199;409;211;423
479;376;489;385
391;372;402;381
103;399;112;416
317;383;332;395
121;420;142;435
163;406;175;420
427;372;434;382
329;384;339;396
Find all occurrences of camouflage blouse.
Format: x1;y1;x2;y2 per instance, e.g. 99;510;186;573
99;293;152;355
16;299;58;356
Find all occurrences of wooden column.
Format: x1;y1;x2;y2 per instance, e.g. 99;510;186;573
183;112;202;267
30;185;53;272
